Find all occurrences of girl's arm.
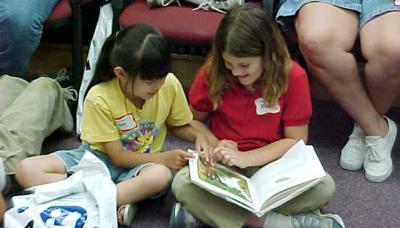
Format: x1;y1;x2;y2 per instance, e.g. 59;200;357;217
169;120;213;154
214;125;308;168
190;106;219;147
102;140;193;170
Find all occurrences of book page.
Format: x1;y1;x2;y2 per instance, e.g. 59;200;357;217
249;141;326;212
189;152;256;210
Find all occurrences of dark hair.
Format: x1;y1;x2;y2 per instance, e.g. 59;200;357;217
90;24;171;87
207;4;291;110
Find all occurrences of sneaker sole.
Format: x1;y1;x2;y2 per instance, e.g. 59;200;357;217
365;163;393;183
339;158;363;171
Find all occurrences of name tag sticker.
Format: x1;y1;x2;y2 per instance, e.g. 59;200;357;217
115;113;136;131
254;98;280;115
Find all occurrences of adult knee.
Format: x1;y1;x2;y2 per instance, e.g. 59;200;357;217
297;28;334;64
365;43;400;78
4;6;42;39
32;77;60;90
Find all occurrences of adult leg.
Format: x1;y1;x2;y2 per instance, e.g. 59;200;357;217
0;75;28;113
361;12;400;114
0;0;58;75
0;77;72;175
357;7;400;182
295;3;387;137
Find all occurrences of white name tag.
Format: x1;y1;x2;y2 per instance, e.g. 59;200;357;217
395;0;400;6
254;98;280;115
115;113;136;131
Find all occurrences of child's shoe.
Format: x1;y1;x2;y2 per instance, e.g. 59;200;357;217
264;210;345;228
169;202;207;228
118;203;137;226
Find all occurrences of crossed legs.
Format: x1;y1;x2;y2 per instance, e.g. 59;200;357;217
295;3;400;182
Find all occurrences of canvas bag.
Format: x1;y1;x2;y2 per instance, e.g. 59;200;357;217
76;2;113;134
4;152;117;228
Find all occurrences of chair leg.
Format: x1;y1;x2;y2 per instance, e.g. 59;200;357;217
69;0;83;92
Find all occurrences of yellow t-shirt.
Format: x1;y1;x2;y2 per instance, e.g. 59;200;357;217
80;73;193;153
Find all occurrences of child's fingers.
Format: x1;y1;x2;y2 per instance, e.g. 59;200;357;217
181;151;194;160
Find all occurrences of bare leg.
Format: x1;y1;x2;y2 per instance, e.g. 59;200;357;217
295;3;387;136
361;12;400;114
15;155;67;188
116;164;171;206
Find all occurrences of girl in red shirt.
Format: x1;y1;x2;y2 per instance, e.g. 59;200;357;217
170;4;344;228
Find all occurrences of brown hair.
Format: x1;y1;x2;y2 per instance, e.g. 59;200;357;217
206;4;291;110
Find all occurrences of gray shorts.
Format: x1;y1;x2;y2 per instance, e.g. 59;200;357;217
276;0;400;29
53;144;157;184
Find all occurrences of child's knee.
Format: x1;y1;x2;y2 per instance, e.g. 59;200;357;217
143;164;172;190
315;174;336;203
15;158;35;187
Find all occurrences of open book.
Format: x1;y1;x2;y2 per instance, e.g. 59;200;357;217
188;140;326;217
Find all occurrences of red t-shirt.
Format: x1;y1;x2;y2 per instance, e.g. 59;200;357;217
189;61;312;151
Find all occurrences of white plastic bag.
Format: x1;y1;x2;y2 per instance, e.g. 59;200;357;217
4;152;117;228
76;3;113;134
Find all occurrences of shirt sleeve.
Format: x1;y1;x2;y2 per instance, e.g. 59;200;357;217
166;75;193;127
80;95;120;143
282;61;312;126
188;65;213;112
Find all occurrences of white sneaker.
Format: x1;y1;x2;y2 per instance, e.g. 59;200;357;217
340;124;366;171
189;0;244;13
364;116;397;182
147;0;181;7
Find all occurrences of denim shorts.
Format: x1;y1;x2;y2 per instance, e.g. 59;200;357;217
53;144;154;184
276;0;400;29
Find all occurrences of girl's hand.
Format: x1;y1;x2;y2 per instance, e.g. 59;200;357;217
194;134;215;165
216;139;238;151
160;149;193;170
193;134;217;178
214;143;247;169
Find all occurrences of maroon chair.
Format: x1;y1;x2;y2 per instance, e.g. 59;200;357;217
45;0;94;91
114;0;225;55
110;0;273;89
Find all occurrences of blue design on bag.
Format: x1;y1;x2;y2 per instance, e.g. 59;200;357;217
17;206;29;213
40;206;87;228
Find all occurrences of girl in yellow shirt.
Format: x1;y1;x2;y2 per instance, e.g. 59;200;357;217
15;24;209;226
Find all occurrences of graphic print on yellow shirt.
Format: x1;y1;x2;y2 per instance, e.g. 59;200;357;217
121;121;159;153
